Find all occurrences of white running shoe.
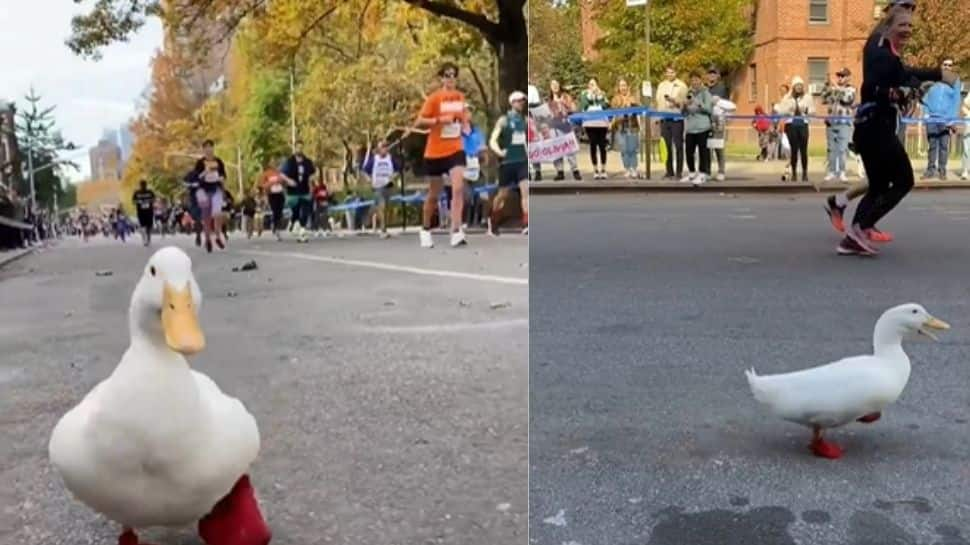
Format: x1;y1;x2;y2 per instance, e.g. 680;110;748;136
824;172;836;182
450;230;468;247
693;174;708;186
716;173;725;182
680;172;696;183
839;172;849;183
962;170;969;180
419;229;434;248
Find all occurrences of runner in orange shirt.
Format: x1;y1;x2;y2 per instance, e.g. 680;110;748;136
414;62;471;248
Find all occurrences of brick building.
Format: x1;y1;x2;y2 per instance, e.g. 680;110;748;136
580;0;892;142
0;101;22;191
735;0;889;116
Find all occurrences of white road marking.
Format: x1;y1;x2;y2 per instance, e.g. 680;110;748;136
236;249;528;286
729;214;758;220
364;319;527;334
543;510;568;527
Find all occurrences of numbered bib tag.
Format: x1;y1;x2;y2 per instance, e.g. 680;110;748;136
441;122;461;139
511;131;526;146
588;105;603;112
466;156;480;170
204;171;221;183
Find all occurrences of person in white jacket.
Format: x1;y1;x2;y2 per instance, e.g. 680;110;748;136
774;76;816;182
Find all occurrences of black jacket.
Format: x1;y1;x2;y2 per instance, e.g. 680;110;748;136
860;34;941;111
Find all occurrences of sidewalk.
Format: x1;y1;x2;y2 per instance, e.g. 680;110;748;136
0;246;36;269
532;147;970;194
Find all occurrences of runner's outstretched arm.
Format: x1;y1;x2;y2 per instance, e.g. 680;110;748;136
489;116;508;158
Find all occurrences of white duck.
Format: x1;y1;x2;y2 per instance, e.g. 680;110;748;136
48;247;271;545
745;303;949;459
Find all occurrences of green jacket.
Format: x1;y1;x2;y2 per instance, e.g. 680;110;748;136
579;91;609;112
683;87;714;134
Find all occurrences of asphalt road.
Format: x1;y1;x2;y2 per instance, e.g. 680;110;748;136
530;191;970;545
0;229;528;545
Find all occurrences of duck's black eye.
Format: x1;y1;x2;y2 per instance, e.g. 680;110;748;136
912;309;918;314
149;266;156;277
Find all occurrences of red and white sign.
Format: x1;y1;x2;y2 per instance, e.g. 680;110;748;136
528;132;580;164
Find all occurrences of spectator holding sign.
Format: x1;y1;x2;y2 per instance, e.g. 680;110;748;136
544;80;582;181
579;78;610;179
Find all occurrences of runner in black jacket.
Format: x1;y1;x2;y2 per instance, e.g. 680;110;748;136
837;7;957;256
824;0;917;240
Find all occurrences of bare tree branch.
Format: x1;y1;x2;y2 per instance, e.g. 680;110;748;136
399;0;500;38
468;65;490;112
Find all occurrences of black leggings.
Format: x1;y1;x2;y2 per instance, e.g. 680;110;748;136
853;115;913;230
685;131;711;174
268;192;285;231
586;127;608;168
785;123;809;177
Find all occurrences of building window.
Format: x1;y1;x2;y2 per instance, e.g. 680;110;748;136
749;64;758;102
807;58;830;95
810;0;828;23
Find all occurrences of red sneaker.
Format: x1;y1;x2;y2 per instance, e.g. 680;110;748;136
866;228;894;243
824;195;846;233
198;475;272;545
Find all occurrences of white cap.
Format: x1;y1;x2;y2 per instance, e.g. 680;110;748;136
509;91;527;105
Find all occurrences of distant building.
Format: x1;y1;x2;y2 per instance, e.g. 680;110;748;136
119;124;134;163
89;139;123;182
0;101;22;191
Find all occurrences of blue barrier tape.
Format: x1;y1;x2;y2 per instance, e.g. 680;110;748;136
330;199;375;213
563;106;970;126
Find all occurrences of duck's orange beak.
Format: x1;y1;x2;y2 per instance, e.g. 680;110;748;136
161;282;205;355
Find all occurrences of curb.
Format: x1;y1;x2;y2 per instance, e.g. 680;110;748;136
530;181;970;195
0;247;36;270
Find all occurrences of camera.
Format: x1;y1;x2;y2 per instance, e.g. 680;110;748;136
686;93;694;101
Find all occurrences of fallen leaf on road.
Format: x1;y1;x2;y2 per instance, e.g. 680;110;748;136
231;260;258;272
459;300;471;307
95;270;113;277
490;301;511;310
227;291;238;298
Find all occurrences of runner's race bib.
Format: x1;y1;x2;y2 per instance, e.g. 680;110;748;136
465;156;481;181
441;122;462;139
511;131;526;146
440;100;465;139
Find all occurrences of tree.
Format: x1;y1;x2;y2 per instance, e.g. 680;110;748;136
528;0;587;92
13;89;76;211
592;0;755;90
66;0;526;102
906;0;970;71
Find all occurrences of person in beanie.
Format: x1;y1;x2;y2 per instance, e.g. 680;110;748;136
488;91;530;235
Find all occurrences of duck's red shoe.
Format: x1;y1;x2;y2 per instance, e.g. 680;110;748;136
857;412;882;423
809;438;844;459
198;475;272;545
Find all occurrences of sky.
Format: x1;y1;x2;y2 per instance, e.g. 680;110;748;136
0;0;163;182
